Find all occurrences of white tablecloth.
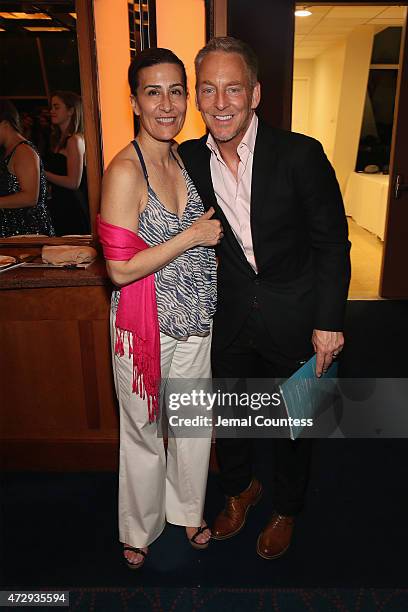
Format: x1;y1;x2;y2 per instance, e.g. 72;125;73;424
344;172;389;240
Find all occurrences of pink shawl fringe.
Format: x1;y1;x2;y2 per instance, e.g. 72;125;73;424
97;214;160;421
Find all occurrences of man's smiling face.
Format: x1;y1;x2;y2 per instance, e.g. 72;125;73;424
196;51;260;147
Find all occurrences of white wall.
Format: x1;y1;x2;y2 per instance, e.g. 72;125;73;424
332;26;375;193
292;27;375;193
292;60;314;136
309;42;346;164
294;59;314;79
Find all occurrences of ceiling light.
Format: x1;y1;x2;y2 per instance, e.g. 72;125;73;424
24;26;68;32
295;8;312;17
69;13;77;19
0;12;51;20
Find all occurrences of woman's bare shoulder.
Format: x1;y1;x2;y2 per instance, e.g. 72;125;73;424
13;141;38;162
66;133;85;151
103;142;148;190
101;144;146;227
10;142;39;173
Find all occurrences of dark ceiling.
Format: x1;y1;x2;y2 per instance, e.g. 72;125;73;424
0;2;76;34
0;1;81;100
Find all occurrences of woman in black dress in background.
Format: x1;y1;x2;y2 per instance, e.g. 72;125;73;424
0;100;54;238
45;91;90;235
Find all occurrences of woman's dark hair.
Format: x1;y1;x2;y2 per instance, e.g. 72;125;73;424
0;100;21;133
50;90;83;151
128;47;187;96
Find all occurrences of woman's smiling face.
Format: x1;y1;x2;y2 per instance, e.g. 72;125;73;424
132;62;187;142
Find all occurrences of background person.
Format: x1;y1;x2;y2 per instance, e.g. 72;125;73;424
35;107;52;160
0;100;54;237
179;36;351;560
99;48;222;569
45;91;89;235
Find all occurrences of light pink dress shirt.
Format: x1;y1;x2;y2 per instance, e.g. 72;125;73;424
207;113;258;272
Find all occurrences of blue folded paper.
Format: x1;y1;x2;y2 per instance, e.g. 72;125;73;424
279;355;338;440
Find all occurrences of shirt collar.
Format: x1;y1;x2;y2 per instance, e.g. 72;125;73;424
206;113;258;161
239;113;258;155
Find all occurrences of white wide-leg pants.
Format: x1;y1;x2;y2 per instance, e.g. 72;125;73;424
110;312;212;548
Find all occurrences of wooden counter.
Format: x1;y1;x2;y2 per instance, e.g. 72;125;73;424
0;252;119;471
0;259;109;290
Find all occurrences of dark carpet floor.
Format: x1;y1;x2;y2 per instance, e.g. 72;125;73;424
2;437;408;589
1;300;408;595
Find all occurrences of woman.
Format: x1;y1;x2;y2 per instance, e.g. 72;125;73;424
0;100;54;238
98;48;222;569
45;91;89;235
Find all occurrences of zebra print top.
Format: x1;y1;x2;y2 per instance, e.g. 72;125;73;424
112;140;217;340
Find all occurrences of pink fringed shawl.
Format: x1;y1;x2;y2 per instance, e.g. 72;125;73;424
97;214;160;421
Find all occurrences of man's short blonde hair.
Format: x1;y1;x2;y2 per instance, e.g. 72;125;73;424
195;36;259;88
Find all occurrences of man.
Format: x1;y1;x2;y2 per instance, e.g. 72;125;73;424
178;37;351;559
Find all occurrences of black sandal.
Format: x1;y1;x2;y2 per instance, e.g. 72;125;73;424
189;525;211;550
123;546;147;570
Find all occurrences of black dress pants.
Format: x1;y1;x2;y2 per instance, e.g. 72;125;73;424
212;303;313;516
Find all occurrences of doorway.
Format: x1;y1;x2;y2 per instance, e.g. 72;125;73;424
292;4;406;299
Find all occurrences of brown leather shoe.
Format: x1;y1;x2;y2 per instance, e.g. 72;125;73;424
256;513;294;559
212;479;263;540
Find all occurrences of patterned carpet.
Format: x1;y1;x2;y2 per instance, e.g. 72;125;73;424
9;587;408;611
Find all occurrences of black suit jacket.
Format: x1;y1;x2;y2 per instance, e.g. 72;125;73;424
179;120;351;359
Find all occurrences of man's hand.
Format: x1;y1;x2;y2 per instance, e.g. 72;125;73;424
312;329;344;377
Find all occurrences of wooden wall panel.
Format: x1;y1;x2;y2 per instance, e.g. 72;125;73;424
2;440;118;471
1;321;86;434
0;285;118;470
0;286;111;321
93;319;119;430
79;320;102;429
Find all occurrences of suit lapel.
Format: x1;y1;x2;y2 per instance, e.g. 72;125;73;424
186;142;218;211
250;121;277;271
185;139;251;269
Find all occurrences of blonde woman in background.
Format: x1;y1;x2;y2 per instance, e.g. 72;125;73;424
45;90;89;235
